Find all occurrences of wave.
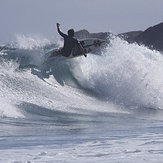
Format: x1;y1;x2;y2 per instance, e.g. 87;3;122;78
0;34;163;119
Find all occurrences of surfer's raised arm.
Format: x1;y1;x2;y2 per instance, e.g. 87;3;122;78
56;23;65;37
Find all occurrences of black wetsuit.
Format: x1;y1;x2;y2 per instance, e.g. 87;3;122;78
58;31;80;57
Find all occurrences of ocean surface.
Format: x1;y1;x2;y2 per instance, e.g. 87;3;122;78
0;35;163;163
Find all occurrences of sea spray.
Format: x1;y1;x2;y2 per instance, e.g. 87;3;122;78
70;36;163;109
0;98;24;118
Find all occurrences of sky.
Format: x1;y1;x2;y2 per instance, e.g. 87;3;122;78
0;0;163;43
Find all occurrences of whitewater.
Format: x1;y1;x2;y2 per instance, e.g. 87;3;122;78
0;34;163;163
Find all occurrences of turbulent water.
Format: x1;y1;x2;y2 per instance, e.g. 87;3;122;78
1;35;163;163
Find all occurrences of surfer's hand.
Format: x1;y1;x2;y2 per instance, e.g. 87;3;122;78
57;23;60;27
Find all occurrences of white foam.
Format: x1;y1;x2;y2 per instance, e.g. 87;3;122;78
0;98;24;118
15;34;51;50
12;35;54;67
71;37;163;108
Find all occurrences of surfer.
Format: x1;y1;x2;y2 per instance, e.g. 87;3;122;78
50;23;87;58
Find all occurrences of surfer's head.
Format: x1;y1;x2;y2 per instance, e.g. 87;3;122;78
68;29;74;37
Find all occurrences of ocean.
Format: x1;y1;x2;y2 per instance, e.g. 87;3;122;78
0;35;163;163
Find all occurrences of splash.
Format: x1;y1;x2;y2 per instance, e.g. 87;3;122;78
15;35;51;50
0;98;24;118
70;36;163;108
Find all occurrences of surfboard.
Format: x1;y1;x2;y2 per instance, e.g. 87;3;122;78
71;38;105;57
45;38;105;60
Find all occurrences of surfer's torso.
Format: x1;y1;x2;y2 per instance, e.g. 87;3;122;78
59;32;80;57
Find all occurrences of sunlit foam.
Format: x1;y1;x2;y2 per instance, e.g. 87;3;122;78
70;36;163;108
0;98;24;118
